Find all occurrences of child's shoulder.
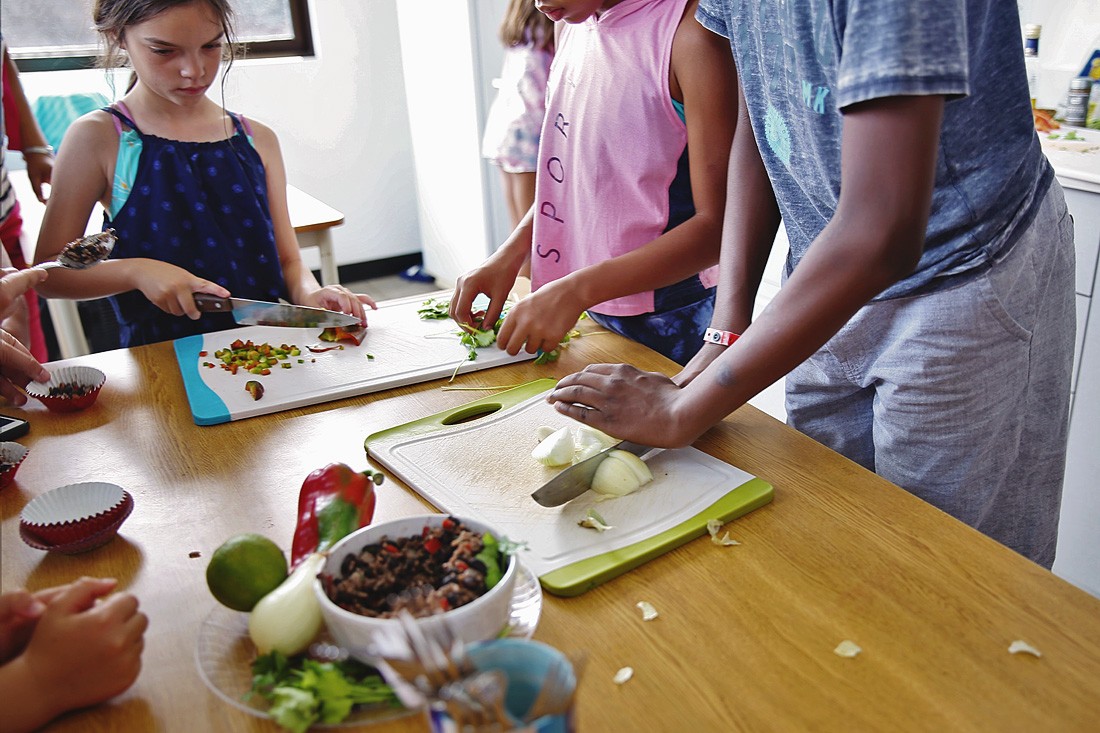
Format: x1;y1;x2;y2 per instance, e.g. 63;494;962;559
233;112;277;143
63;108;126;147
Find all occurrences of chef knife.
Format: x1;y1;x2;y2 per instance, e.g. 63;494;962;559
531;440;661;507
193;293;359;328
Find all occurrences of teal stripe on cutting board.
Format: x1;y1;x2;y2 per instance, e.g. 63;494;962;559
173;335;231;426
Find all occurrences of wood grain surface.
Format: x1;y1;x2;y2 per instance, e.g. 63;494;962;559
2;307;1099;732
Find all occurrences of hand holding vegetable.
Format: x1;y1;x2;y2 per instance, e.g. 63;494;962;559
549;363;703;448
495;279;587;358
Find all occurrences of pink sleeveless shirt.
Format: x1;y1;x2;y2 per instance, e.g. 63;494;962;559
530;0;718;316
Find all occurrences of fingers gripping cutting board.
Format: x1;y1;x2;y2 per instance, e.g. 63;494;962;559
173;294;535;425
366;381;774;596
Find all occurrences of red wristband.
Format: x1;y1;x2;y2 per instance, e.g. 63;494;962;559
703;328;739;346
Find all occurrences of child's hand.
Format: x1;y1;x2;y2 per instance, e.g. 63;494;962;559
450;261;521;332
0;585;78;663
19;577;147;715
0;330;50;405
132;260;230;319
495;282;584;356
0;590;46;663
303;285;377;325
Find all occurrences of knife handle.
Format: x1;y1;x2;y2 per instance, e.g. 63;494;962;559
193;293;230;313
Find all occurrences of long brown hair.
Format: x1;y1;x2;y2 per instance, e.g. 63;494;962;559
499;0;554;52
93;0;238;92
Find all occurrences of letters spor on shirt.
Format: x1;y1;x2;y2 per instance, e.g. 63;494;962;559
536;112;570;264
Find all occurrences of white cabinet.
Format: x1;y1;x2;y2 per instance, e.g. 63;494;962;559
1055;177;1100;599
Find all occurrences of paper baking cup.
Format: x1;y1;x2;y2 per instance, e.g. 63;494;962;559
19;508;131;554
0;442;29;490
25;365;106;412
20;482;133;546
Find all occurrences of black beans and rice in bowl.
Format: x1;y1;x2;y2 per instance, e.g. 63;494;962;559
320;516;508;619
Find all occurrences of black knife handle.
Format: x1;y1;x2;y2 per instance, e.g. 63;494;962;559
193;293;230;313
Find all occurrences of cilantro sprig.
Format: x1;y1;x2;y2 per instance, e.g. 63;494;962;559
249;651;399;733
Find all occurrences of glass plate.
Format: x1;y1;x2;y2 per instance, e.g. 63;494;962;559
195;561;543;727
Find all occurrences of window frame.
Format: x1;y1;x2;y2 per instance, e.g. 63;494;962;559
10;0;314;73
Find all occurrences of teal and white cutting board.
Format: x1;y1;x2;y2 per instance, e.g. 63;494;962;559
174;294;534;425
366;380;774;596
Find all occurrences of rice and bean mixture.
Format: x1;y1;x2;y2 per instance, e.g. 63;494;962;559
321;517;496;618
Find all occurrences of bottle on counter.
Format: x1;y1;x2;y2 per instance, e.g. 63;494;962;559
1066;77;1093;127
1024;24;1042;109
1087;58;1100;130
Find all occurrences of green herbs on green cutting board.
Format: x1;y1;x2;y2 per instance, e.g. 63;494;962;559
248;650;399;733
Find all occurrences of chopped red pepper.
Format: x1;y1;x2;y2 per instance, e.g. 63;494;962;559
318;325;367;346
290;463;384;569
424;537;442;555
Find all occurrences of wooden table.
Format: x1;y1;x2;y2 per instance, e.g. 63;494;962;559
3;316;1100;732
8;171;344;359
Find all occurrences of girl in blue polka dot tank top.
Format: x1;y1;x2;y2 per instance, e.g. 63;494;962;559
33;0;376;347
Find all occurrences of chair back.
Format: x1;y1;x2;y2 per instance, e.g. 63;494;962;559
31;92;110;152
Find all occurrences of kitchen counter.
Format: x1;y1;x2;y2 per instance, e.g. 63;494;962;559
2;312;1100;732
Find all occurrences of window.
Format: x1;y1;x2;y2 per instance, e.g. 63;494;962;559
4;0;314;72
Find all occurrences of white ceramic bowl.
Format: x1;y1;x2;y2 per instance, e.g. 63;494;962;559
314;514;517;661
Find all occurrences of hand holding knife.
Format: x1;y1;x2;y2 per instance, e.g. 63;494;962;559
193;293;360;328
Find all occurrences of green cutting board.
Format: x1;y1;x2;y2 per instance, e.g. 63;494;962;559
365;380;773;596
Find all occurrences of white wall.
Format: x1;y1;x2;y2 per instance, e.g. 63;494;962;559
393;0;512;287
17;0;422;275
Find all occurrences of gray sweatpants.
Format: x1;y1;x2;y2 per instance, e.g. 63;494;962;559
786;179;1076;567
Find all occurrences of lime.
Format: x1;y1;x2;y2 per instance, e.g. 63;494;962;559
206;533;288;612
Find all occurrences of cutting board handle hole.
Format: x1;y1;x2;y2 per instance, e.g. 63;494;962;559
441;404;502;425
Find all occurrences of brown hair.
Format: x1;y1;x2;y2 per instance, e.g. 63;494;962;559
93;0;238;92
499;0;554;52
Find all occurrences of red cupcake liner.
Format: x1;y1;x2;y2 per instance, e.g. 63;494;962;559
20;483;133;546
19;507;130;554
25;365;106;413
0;442;29;490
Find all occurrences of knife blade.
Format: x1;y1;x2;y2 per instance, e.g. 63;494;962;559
530;440;660;507
193;293;359;328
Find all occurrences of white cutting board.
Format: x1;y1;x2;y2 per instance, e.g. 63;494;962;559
366;381;774;596
173;294;535;425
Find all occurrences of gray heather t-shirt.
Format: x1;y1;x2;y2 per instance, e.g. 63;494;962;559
696;0;1053;299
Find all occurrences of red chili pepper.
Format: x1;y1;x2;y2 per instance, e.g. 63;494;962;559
289;463;383;569
424;537;442;555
